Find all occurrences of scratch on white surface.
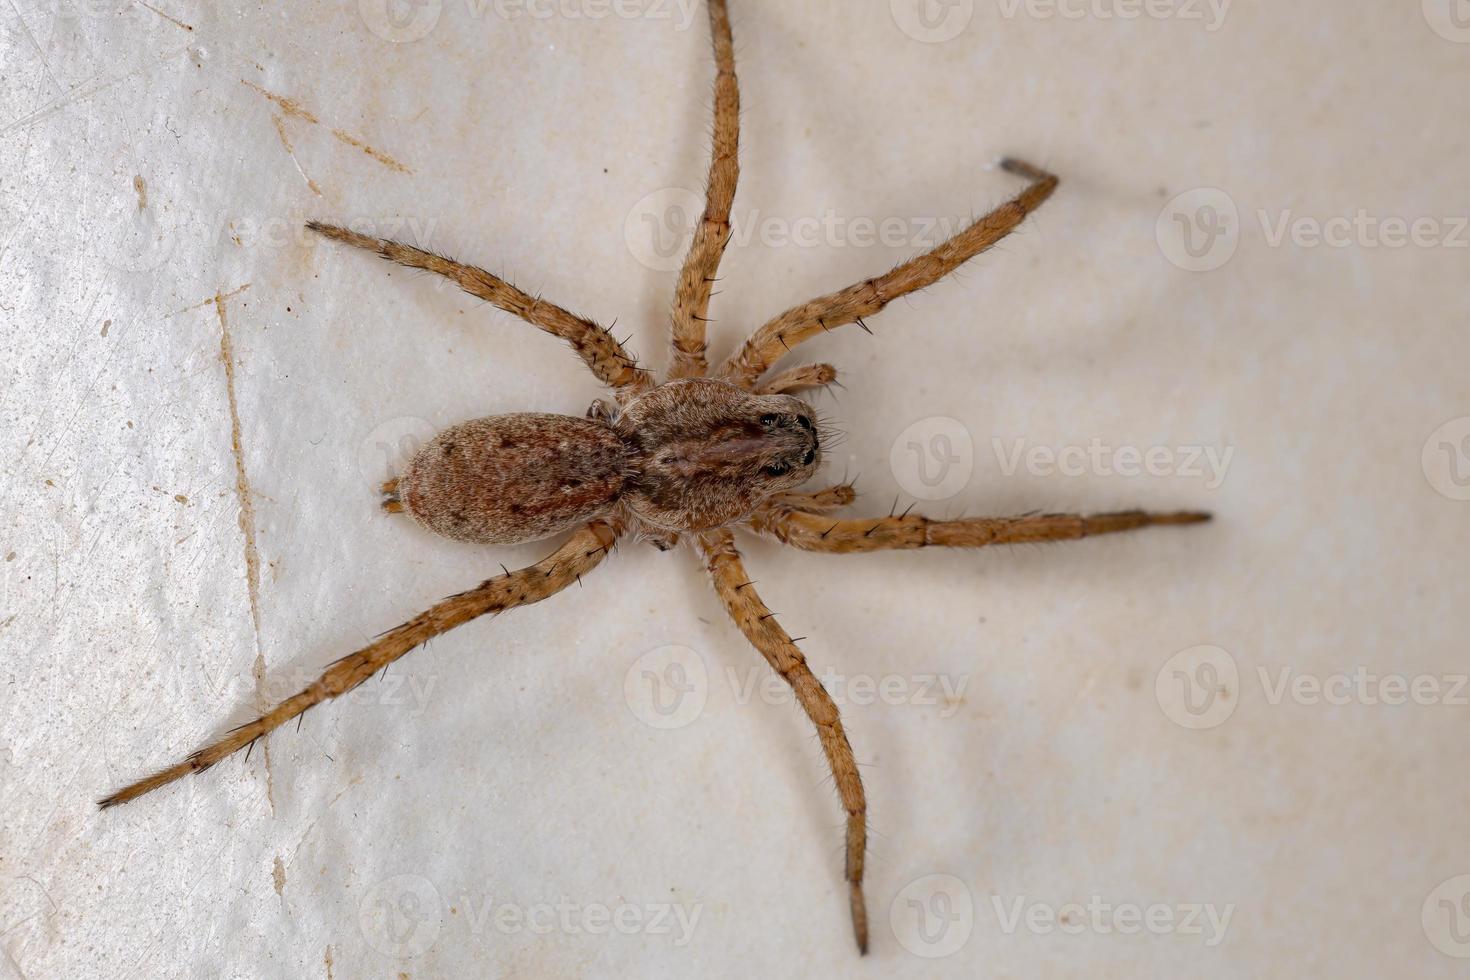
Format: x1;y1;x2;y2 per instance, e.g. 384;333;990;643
1;943;29;980
121;863;217;979
241;80;414;174
0;208;27;268
5;0;60;93
213;289;275;813
269;114;324;197
0;47;191;138
132;0;194;32
323;946;334;980
32;296;121;476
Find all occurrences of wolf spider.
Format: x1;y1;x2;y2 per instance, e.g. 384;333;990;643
100;0;1209;954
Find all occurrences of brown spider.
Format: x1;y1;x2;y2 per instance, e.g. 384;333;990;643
99;0;1209;954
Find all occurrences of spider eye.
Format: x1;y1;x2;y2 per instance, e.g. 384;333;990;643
759;413;780;427
796;415;812;430
763;462;791;477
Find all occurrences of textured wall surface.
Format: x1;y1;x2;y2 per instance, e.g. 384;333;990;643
3;0;1468;976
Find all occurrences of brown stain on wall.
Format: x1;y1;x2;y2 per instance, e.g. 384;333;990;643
135;1;194;31
214;288;276;813
172;282;249;318
269;114;324;196
327;126;412;174
243;80;413;174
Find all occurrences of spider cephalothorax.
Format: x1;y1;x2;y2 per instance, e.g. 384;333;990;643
616;379;823;533
101;0;1209;956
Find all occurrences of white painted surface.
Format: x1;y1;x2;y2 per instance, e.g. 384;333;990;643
2;0;1468;976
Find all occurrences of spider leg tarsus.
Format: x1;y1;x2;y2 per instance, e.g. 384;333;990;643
998;156;1050;181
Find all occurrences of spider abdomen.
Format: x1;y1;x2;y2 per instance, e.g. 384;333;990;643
398;413;627;544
